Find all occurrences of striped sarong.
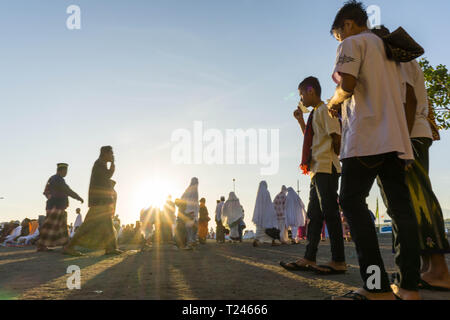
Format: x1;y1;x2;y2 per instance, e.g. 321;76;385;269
37;208;69;247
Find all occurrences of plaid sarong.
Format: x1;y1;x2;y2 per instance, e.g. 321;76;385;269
37;208;69;247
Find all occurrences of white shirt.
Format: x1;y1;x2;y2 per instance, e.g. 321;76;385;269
400;60;433;139
215;201;224;221
332;31;413;160
310;102;342;175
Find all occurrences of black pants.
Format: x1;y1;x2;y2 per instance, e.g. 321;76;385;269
340;152;420;292
304;166;345;263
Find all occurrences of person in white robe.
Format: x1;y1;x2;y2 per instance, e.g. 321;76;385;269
17;228;40;245
273;185;289;244
285;187;307;244
221;192;244;242
252;181;280;246
181;177;199;247
71;208;83;238
2;225;22;246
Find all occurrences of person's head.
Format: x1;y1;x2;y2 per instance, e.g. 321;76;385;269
331;0;368;42
190;177;199;186
56;163;68;177
220;196;225;202
100;145;114;162
298;77;322;107
76;208;81;214
216;200;220;204
199;197;206;205
281;185;287;193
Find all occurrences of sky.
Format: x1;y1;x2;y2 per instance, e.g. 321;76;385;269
1;0;450;229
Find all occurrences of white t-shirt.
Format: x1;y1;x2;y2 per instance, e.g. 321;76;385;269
332;31;413;160
310;102;342;175
400;60;433;139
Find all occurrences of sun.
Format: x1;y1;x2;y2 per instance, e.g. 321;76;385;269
133;180;174;210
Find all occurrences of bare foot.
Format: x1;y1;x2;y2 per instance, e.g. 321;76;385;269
421;271;450;290
320;261;347;271
62;247;84;256
271;240;281;246
391;284;421;300
105;249;123;255
333;288;396;300
295;258;317;267
36;246;53;252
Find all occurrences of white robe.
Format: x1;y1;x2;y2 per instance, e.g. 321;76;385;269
74;214;83;229
2;226;22;245
181;177;199;220
215;201;224;222
221;192;244;228
252;181;278;229
17;228;40;245
284;187;306;228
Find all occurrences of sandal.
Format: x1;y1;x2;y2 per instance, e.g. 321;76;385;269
62;248;84;256
315;265;347;275
331;290;369;300
280;261;317;272
105;249;123;255
418;279;450;292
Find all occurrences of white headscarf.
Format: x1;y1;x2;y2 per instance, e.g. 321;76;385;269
252;181;278;229
181;177;199;219
221;192;244;228
284;187;306;227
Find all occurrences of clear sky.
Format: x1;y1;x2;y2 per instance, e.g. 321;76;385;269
1;0;449;228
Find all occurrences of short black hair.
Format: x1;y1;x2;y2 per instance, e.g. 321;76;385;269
298;76;322;97
331;0;368;34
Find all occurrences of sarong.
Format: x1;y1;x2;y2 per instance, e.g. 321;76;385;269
215;220;225;242
406;138;450;254
69;205;117;251
198;221;208;240
37;208;69;247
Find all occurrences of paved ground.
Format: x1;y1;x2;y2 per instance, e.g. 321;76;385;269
1;234;449;300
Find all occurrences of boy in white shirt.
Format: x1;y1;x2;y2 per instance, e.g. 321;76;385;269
280;76;346;274
327;1;420;300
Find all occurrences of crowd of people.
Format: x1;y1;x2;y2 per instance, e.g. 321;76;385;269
276;0;449;300
1;0;449;301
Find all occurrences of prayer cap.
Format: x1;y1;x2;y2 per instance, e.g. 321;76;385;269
57;163;68;169
100;145;113;154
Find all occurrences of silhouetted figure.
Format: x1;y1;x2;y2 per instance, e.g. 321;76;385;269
198;198;210;244
64;146;121;256
37;163;83;252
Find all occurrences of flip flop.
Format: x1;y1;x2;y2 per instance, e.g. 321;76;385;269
315;265;347;275
62;249;84;257
331;291;369;300
279;261;316;272
418;279;450;292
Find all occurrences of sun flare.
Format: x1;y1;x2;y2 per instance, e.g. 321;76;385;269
133;180;175;210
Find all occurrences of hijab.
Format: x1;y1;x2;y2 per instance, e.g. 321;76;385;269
252;181;278;229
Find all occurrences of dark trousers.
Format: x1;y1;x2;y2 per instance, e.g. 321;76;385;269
304;166;345;262
340;152;420;292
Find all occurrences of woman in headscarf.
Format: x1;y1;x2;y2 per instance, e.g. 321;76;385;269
284;187;307;244
180;177;199;248
252;181;280;247
221;192;244;242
